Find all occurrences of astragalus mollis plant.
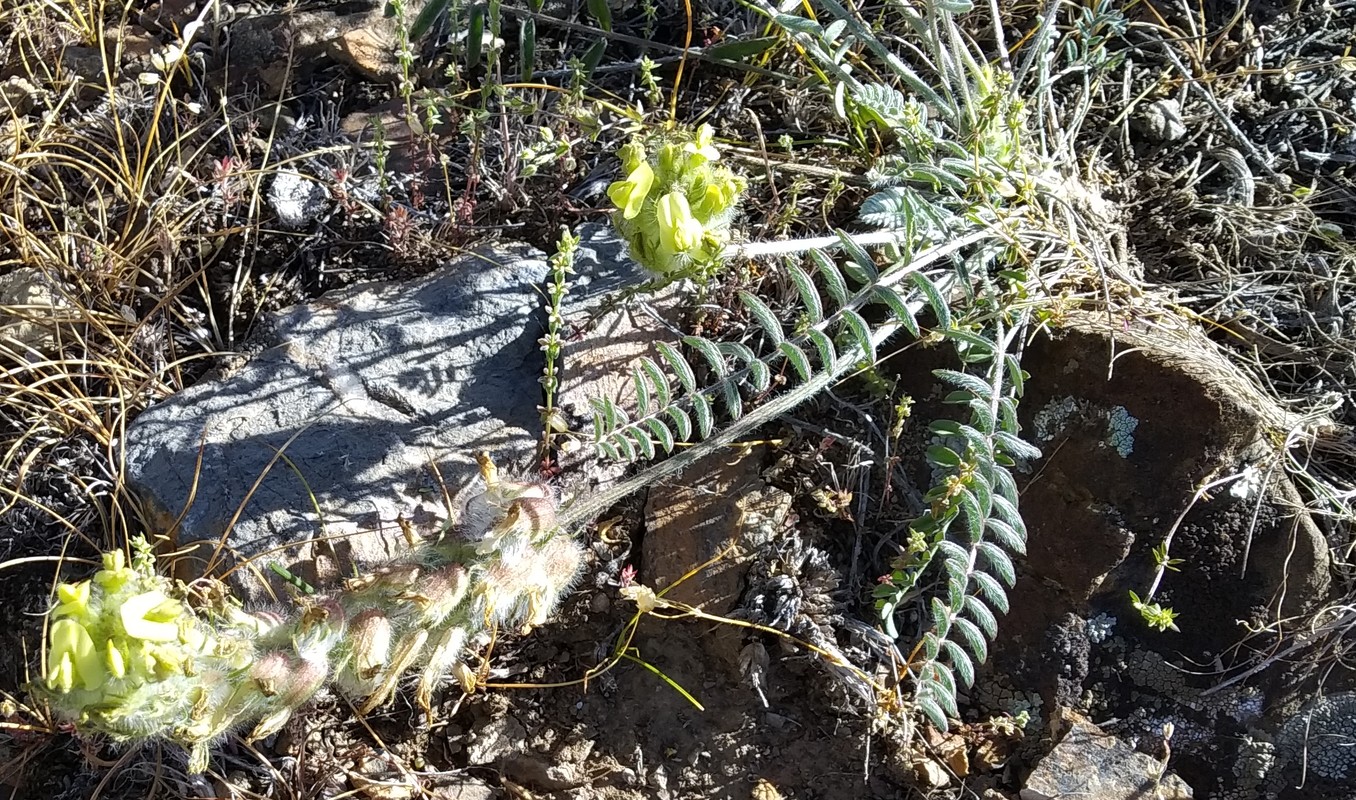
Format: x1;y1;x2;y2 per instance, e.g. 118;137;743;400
36;455;583;773
581;0;1099;736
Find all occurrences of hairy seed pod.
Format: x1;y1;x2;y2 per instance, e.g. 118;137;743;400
405;564;469;626
247;654;328;741
349;610;393;681
512;491;557;539
415;626;469;713
345;564;423;595
359;629;428;715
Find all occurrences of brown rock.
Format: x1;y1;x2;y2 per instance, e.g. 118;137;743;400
1021;712;1192;800
223;1;427;88
997;309;1330;653
330;28;402;82
642;446;791;613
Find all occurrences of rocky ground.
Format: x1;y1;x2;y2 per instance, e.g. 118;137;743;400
1;0;1354;798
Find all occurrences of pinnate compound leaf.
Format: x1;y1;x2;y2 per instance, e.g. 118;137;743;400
691;392;714;438
839;308;875;362
943;640;975;688
806;328;837;368
685;336;728;376
787;262;824;322
963;596;998;638
910;272;952;329
872;287;920;338
952;616;989;664
971;571;1009;613
810;250;849;308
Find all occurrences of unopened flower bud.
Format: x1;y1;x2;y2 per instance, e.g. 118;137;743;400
54;581;91;618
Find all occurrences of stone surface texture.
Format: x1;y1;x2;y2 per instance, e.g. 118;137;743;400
642;446;792;613
0;267;67;354
553;224;683;500
267;169;329;229
124;242;550;600
223;0;426;89
1021;713;1193;800
124;227;665;603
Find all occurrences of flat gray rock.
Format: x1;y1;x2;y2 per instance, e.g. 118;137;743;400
124;242;550;600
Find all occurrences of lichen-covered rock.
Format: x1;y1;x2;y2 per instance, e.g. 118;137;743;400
1273;692;1356;789
1021;713;1193;800
124;242;551;601
267;169;328;229
1005;310;1331;655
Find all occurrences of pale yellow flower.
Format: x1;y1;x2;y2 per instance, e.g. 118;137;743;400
47;619;106;692
607;162;655;220
656;192;705;256
683;124;721;165
119;590;182;642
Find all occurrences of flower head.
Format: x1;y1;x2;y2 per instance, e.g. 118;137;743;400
607;124;746;275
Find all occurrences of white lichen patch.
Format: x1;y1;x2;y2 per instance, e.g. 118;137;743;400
1034;395;1081;442
1106;405;1139;457
1085;612;1116;644
1032;395;1140;459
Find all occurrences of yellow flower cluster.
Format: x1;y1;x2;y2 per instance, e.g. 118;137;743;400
607;124;746;275
45;548;208;696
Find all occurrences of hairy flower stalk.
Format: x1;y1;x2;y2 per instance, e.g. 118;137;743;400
35;454;583;773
